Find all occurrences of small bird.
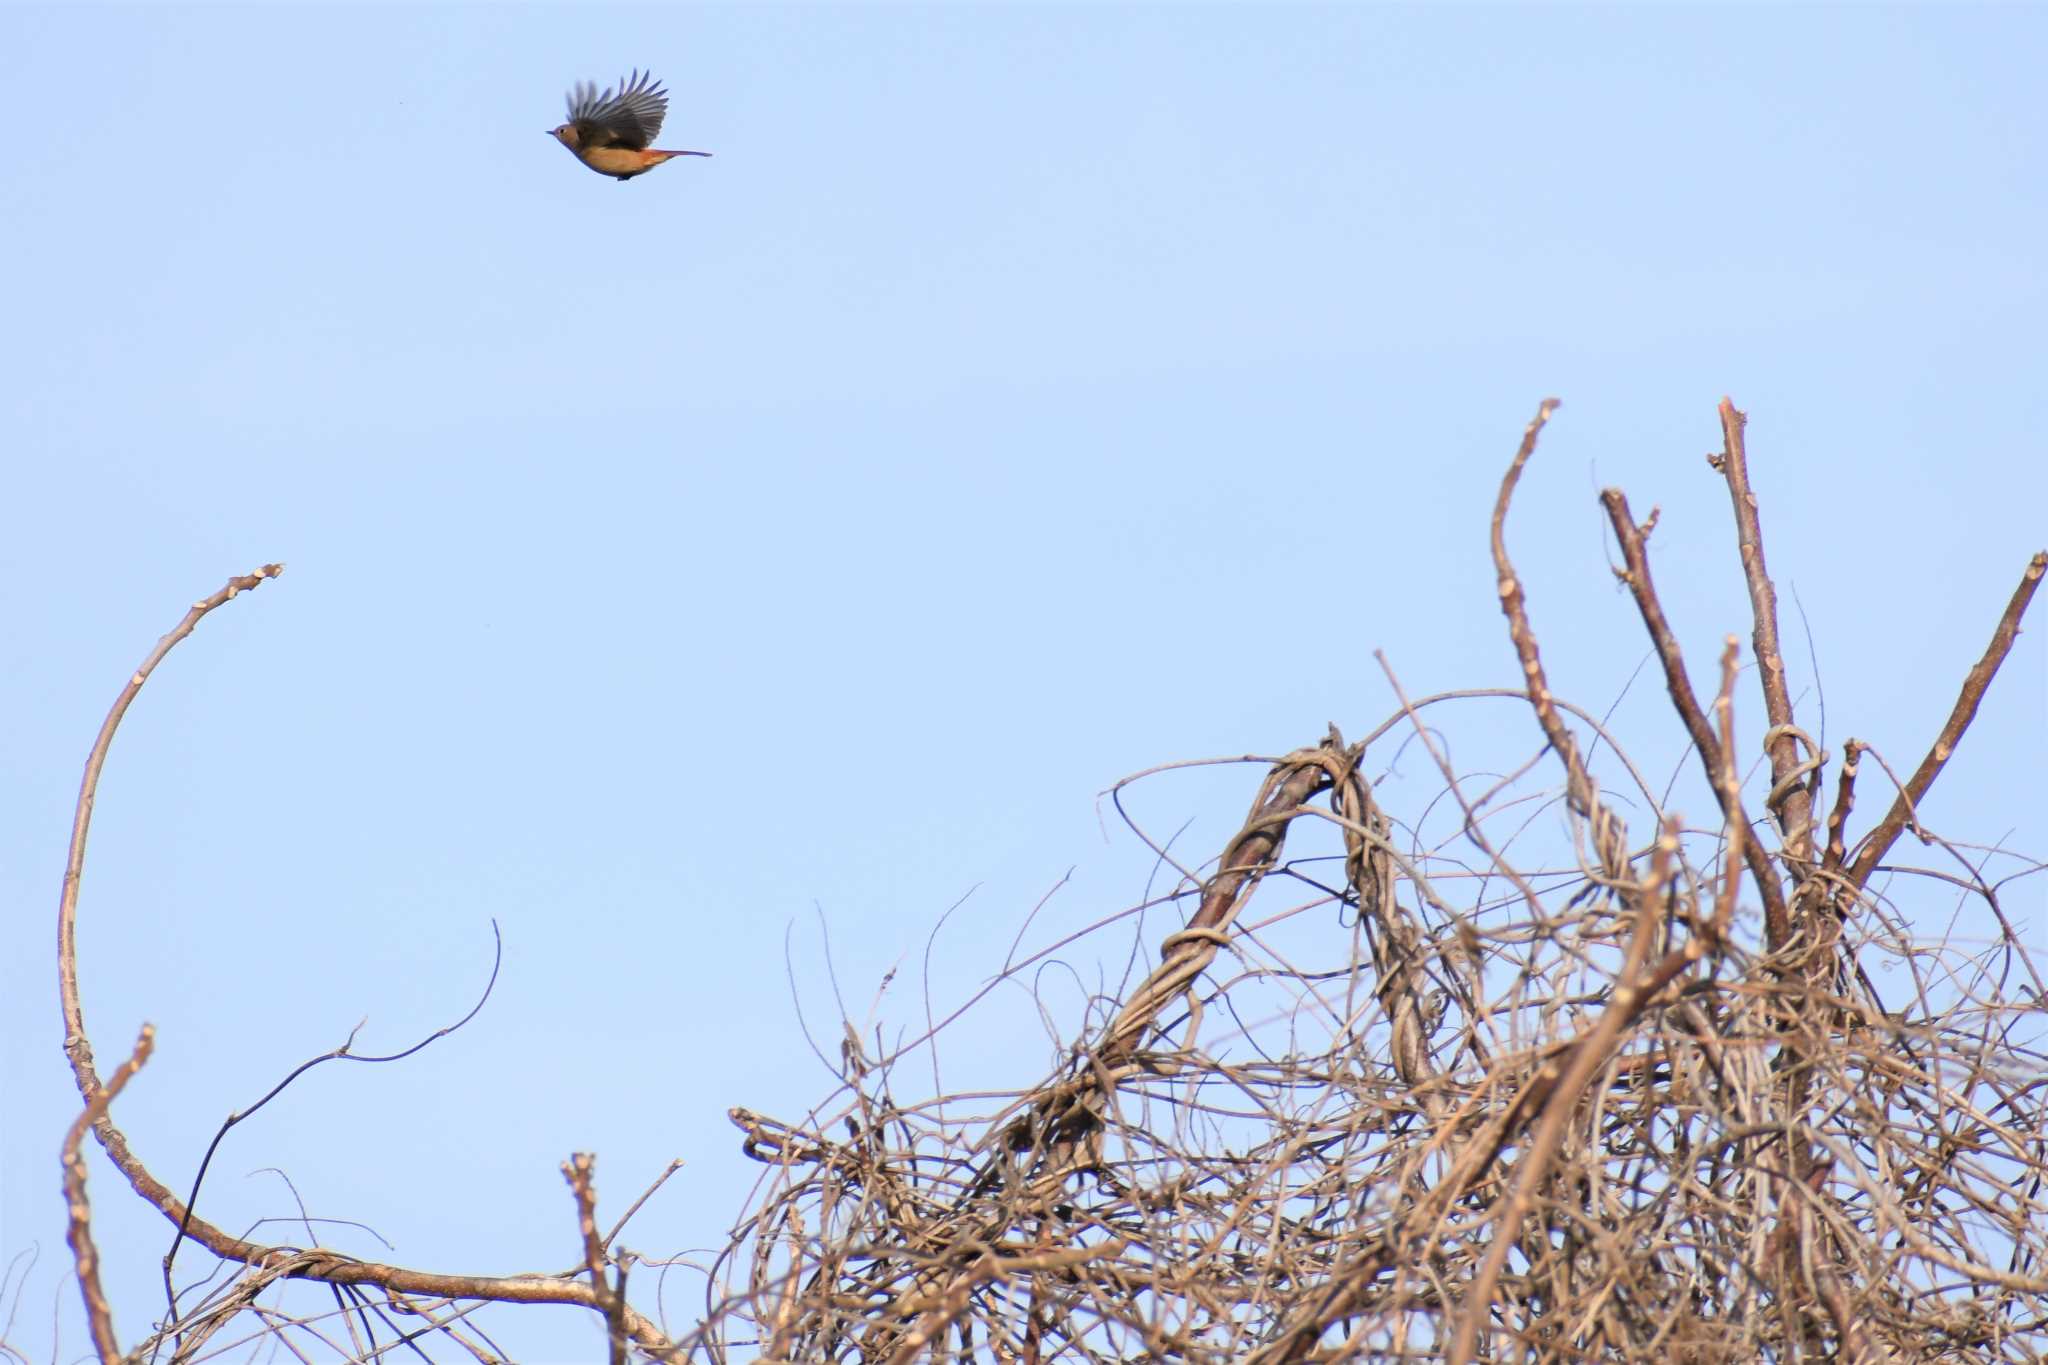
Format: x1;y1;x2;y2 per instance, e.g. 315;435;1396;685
548;70;710;181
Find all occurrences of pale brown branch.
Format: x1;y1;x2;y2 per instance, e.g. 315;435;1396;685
1600;487;1791;943
1710;637;1745;937
1708;398;1818;868
564;1154;625;1365
63;1024;155;1365
1447;822;1680;1365
60;564;283;1103
1097;730;1350;1067
1487;404;1646;943
1820;739;1864;875
1488;399;1587;807
1844;550;2046;890
49;567;685;1365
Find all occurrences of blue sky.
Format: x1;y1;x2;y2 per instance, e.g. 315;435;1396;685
3;5;2042;1360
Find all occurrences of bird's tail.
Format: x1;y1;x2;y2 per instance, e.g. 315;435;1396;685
649;149;714;162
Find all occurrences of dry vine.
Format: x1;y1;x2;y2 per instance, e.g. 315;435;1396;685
45;402;2047;1363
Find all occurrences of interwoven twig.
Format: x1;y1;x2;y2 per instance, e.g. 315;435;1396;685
45;403;2046;1364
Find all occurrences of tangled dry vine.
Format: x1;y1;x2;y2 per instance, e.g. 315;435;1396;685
47;402;2046;1363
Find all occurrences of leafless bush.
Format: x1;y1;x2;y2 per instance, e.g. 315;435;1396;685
46;401;2046;1363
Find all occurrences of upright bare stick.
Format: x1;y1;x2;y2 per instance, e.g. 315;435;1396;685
1708;399;1818;868
1600;488;1790;940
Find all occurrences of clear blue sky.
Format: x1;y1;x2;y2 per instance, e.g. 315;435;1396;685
3;6;2042;1360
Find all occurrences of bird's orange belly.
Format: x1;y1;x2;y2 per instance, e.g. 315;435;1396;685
580;146;662;179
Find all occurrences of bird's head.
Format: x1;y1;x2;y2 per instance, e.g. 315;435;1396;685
548;123;583;149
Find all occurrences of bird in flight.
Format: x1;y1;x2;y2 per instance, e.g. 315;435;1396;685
548;70;710;181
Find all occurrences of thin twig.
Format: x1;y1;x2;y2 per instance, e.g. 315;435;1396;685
164;923;503;1293
603;1159;685;1252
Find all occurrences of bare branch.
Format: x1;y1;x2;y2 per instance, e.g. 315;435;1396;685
60;564;283;1102
563;1154;625;1365
50;416;2042;1365
1844;550;2046;889
1708;398;1818;868
1601;486;1792;944
63;1024;155;1365
49;568;684;1365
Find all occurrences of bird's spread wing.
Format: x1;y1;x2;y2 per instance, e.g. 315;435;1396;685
564;69;669;150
